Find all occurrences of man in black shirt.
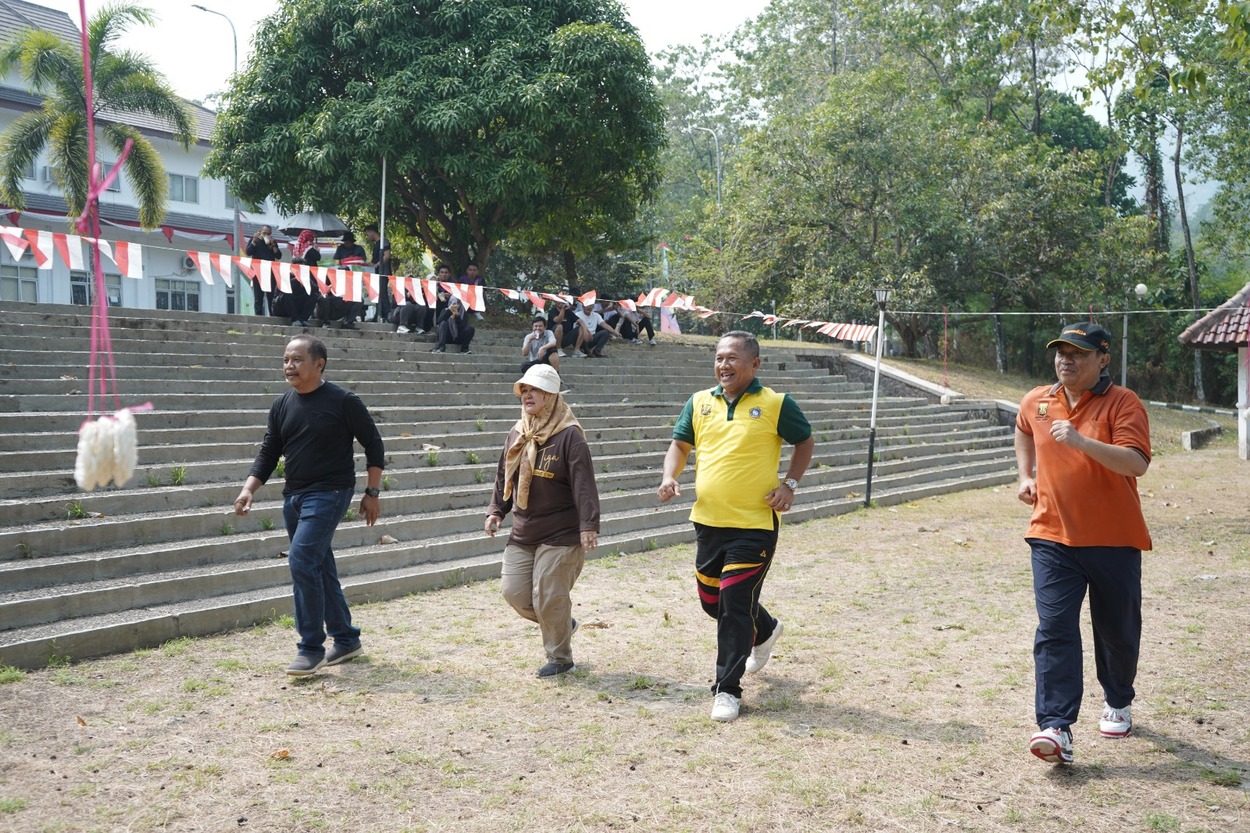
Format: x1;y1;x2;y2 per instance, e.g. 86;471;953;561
244;224;282;316
233;335;386;676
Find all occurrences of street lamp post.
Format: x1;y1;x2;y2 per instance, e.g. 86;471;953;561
684;126;721;211
864;288;891;508
192;4;242;310
1121;282;1148;387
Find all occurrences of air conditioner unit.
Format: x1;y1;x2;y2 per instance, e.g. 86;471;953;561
181;255;196;271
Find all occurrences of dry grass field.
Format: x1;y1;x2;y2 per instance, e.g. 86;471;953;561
1;362;1247;833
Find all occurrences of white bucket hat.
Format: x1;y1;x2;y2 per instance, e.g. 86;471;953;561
513;364;562;397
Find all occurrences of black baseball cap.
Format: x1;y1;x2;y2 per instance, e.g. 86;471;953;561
1047;323;1111;353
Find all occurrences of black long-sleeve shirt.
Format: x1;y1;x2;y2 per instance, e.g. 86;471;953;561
249;382;385;495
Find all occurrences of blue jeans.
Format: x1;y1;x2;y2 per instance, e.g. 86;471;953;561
283;487;360;656
1030;538;1141;730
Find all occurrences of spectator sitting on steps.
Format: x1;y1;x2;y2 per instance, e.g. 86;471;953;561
521;315;560;372
317;244;363;330
272;247;320;328
431;296;475;354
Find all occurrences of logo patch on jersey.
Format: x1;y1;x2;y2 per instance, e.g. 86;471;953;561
749;407;762;419
1037;403;1048;417
699;403;713;416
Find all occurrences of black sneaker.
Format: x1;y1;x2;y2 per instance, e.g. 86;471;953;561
537;661;575;678
341;320;358;330
460;348;473;354
286;651;326;677
325;643;363;666
430;347;445;353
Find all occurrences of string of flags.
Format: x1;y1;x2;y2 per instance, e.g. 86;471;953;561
0;225;878;343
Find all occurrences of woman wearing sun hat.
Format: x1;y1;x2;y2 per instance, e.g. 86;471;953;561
485;364;601;677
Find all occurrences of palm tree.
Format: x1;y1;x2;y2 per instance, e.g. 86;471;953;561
0;3;195;229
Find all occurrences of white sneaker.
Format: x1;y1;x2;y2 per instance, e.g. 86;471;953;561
556;349;567;357
1029;727;1073;764
745;621;783;674
413;328;426;336
396;325;410;334
710;692;740;722
648;338;658;346
569;351;583;359
1099;703;1132;737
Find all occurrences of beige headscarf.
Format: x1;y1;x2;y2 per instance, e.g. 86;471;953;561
503;392;582;510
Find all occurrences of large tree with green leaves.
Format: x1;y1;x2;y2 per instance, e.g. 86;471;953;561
0;3;194;229
207;0;664;275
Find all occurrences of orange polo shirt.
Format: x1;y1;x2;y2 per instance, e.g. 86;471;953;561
1016;375;1152;551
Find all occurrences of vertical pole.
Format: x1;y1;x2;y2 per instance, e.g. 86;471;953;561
1121;298;1129;387
771;299;777;341
865;304;887;508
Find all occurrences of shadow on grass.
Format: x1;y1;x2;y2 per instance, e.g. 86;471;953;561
297;657;493;701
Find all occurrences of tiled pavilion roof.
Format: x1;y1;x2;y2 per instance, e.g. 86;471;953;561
1178;282;1250;354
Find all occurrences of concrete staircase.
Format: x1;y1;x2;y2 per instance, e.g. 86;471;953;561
0;302;1018;668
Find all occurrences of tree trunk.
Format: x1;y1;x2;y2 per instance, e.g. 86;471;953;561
993;313;1006;374
561;249;578;291
1173;122;1204;402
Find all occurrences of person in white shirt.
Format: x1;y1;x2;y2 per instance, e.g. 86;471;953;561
521;316;560;371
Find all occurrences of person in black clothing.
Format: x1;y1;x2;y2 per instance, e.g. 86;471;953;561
431;296;475;353
364;224;396;323
273;248;320;327
245;224;282;316
233;334;386;676
317;234;364;330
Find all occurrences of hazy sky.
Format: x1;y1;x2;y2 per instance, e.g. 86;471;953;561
31;0;770;102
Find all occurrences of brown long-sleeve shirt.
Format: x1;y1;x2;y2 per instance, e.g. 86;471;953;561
486;425;600;547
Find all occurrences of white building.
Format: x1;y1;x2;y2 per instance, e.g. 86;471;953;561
0;0;286;314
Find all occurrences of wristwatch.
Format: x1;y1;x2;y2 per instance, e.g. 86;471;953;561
364;487;380;498
782;478;799;492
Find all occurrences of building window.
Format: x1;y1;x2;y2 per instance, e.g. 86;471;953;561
99;160;121;192
21;160;35;180
168;173;199;203
0;261;37;302
155;278;199;312
70;270;122;307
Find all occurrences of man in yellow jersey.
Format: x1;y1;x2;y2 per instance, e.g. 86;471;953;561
1015;323;1151;765
658;331;814;722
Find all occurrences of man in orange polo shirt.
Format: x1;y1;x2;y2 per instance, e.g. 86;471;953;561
1015;322;1151;765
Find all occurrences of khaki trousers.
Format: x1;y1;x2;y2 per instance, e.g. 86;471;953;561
501;542;585;664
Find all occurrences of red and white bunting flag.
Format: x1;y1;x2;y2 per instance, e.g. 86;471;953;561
804;321;825;329
419;278;439;306
52;233;85;271
578;289;596;306
113;241;142;279
234;256;263;288
23;229;51;268
697;309;718;319
363;273;380;303
783;319;808;328
93;238;112;265
211;254;233;288
292;263;312;293
0;226;28;261
638;287;667;307
274;261;293;293
615;298;637;312
498;287;520;300
525;291;546;310
187;251;214;285
440;280;484;311
310;266;331;295
818;322;842;337
663;293;695;310
341;270;363;302
390;274;407;306
762;314;779;325
540;291;574;305
741;310;765;320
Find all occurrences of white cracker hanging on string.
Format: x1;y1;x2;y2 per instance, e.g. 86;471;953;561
74;407;139;491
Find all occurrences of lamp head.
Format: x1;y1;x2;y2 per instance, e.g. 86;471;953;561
873;288;891;307
1134;283;1148;299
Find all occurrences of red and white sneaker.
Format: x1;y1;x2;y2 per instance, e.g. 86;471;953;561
1099;703;1133;737
1029;727;1074;764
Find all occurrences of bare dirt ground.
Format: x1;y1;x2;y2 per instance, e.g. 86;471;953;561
2;379;1248;832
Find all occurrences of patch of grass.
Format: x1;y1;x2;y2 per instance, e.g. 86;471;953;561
344;508;358;522
426;451;440;467
382;474;393;491
1201;767;1243;787
170;465;187;486
1144;813;1180;831
465;451;480;465
160;637;195;658
259;517;275;531
146;472;162;487
474;470;486;484
475;415;486;431
0;666;23;684
220;522;234;536
645;539;660;551
45;644;70;667
275;614;296;629
66;500;88;519
0;798;28;814
275;458;285;478
15;541;31;558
